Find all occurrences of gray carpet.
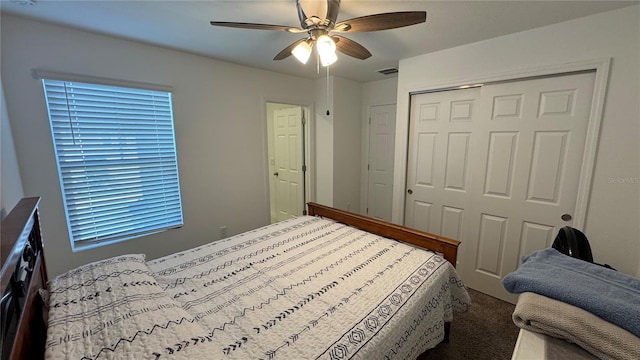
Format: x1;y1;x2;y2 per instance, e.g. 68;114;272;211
420;288;520;359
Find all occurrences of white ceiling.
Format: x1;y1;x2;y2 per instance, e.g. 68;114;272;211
1;0;637;83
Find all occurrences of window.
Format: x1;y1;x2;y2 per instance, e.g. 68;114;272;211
42;79;183;250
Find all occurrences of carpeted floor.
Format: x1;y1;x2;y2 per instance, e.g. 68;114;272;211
420;287;520;359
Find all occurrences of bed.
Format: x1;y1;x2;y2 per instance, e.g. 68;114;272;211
1;197;470;360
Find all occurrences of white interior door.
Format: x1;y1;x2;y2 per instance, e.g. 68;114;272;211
366;104;396;221
405;72;595;302
274;107;304;221
405;88;480;240
461;73;595;303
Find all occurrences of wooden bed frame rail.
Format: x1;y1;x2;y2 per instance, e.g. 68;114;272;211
307;202;460;344
307;202;461;266
1;197;47;360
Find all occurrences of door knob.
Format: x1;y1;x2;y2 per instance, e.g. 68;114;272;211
561;213;572;221
273;172;279;177
407;189;413;194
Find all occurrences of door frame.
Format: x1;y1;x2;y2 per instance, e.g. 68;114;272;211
392;58;611;234
263;99;314;224
361;103;397;219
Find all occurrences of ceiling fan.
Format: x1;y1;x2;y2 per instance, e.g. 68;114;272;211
209;0;426;66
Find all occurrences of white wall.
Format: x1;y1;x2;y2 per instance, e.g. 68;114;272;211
332;76;362;213
1;14;318;277
313;75;364;211
1;79;25;219
360;77;398;214
394;6;640;276
314;77;334;206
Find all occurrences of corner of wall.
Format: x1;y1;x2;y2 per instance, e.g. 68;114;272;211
332;76;363;213
313;77;334;206
0;78;25;219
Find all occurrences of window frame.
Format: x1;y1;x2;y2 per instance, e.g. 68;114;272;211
39;72;184;251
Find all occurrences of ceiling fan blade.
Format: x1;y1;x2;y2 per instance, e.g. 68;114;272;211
209;21;305;33
325;0;341;27
274;38;309;60
296;0;310;28
333;11;426;33
332;35;371;60
297;0;340;28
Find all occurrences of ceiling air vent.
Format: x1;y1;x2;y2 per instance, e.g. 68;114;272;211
377;67;398;75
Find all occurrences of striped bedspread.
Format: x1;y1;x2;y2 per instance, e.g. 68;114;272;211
44;215;469;360
147;216;469;359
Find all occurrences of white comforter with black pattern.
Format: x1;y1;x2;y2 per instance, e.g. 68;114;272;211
45;216;470;360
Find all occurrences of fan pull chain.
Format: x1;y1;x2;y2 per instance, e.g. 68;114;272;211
326;65;330;116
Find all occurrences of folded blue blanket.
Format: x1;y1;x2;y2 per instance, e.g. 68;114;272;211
502;248;640;336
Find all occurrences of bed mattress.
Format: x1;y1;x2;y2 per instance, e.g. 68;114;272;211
45;215;469;359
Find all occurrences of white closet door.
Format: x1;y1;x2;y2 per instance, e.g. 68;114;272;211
405;87;480;241
367;104;396;221
405;72;595;302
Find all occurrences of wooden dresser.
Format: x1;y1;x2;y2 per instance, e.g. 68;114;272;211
1;197;48;360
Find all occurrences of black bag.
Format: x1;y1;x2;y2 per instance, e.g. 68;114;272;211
552;226;615;270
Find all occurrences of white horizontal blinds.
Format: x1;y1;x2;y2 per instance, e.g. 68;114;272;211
43;79;183;246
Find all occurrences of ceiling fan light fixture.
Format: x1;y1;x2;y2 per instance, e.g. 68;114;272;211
316;34;337;66
210;1;427;67
320;51;338;67
292;41;312;64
